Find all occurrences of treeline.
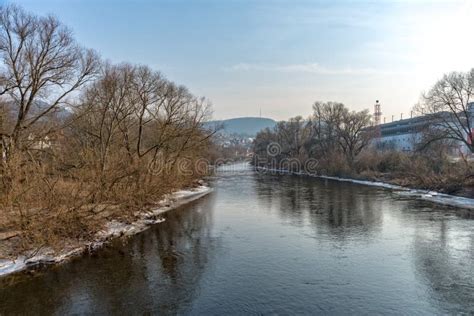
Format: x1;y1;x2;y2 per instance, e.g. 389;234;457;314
253;102;373;175
253;71;474;196
0;5;214;251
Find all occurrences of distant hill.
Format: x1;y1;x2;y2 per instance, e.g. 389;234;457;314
206;117;277;136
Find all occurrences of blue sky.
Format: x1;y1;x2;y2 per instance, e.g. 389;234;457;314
5;0;474;120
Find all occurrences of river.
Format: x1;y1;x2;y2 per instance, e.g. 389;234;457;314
0;163;473;314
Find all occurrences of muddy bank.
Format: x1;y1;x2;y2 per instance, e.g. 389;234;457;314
0;185;212;278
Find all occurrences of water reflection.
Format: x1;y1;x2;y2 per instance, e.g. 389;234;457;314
254;173;383;238
253;171;473;313
0;194;218;315
411;215;474;313
0;165;473;314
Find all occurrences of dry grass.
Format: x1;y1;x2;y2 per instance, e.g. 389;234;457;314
0;149;207;259
354;149;474;195
0;5;215;261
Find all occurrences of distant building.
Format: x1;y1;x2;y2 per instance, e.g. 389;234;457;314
374;115;425;152
27;134;52;150
373;103;474;155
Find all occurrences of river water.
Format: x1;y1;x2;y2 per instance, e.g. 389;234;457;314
0;163;473;314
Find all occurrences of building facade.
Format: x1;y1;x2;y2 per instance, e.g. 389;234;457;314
373;103;474;155
374;116;425;151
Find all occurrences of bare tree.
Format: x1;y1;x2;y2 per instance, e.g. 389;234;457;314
275;116;308;158
70;63;213;199
253;126;278;165
0;5;216;254
415;69;474;153
252;101;373;173
337;108;373;167
308;101;372;167
0;4;99;160
308;101;346;157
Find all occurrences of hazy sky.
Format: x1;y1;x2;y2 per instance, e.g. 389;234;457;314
5;0;474;121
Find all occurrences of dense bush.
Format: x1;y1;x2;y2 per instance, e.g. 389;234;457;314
0;5;214;255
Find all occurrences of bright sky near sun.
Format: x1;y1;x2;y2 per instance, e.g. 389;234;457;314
5;0;474;121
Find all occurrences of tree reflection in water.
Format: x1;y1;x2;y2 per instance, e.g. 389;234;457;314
407;205;474;314
1;165;473;314
254;172;474;313
0;194;218;315
254;173;384;239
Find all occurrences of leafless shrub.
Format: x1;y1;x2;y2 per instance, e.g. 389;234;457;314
0;5;214;257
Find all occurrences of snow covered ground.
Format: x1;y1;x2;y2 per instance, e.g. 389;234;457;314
0;185;212;278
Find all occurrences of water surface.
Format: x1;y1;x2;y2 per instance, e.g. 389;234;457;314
1;163;473;314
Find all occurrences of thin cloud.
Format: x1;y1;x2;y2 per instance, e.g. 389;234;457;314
223;62;402;75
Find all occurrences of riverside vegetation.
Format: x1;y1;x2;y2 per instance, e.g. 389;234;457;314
0;4;473;263
253;69;474;197
0;5;215;258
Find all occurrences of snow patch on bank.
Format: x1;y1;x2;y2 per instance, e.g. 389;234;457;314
256;167;474;210
0;185;212;278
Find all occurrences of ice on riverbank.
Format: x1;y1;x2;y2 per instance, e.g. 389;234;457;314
0;185;212;278
256;167;474;210
321;175;474;210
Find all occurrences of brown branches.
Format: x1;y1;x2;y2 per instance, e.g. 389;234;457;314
0;4;214;255
0;4;99;158
415;69;474;153
253;101;373;174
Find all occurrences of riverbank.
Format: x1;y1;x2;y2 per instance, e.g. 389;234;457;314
255;166;474;210
0;185;212;278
